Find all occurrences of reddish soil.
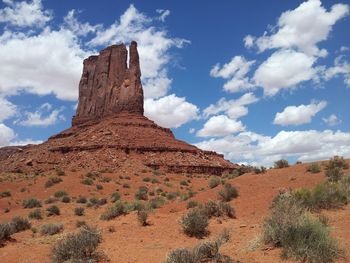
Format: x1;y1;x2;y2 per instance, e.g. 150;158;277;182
0;161;349;263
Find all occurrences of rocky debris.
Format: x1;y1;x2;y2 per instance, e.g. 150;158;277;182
0;41;237;175
72;41;144;126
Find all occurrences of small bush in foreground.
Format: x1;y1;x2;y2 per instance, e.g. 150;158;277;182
208;176;221;189
11;216;31;232
40;223;63;235
28;208;42;220
307;162;321;173
100;201;126;220
218;183;238;202
23;198;41;208
149;197;165;209
181;208;209;238
0;223;14;245
204;200;235;219
274;159;289;169
45;176;62;188
163;231;233;263
74;207;85;216
137;209;149;226
52;225;102;263
263;192;342;263
325;167;344;182
46;205;60;216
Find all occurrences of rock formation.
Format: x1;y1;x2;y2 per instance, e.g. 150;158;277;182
0;42;237;175
73;41;143;125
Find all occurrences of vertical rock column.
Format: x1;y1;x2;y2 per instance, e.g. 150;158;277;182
72;41;144;126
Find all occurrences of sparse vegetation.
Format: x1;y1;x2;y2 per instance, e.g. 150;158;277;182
52;225;102;263
0;190;11;198
54;190;68;198
181;208;209;238
149;196;165;209
254;166;267;174
274;159;289;169
81;177;94;185
61;196;71;203
11;216;31;232
218;183;238;202
76;196;87;203
45;176;63;188
74;207;85;216
263;191;342;263
23;198;42;208
100;201;127;220
203;200;235;218
307;162;321;173
0;223;14;245
187;200;200;209
111;192;121;202
208;176;221;189
40;223;63;235
137;209;149;226
28;208;42;220
46;205;60;216
135;186;149;200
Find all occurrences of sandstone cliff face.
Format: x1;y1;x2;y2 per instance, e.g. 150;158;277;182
72;41;144;125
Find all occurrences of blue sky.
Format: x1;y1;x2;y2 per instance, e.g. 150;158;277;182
0;0;349;166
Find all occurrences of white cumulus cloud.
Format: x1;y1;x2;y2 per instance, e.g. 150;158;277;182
144;94;199;128
323;114;342;126
197;115;245;137
273;101;327;126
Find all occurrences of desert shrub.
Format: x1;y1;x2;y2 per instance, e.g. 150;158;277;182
135;186;149;200
40;223;63;235
23;198;41;208
166;192;177;201
0;190;11;198
0;223;14;245
151;178;160;184
45;197;56;204
274;159;289;169
87;197;107;207
46;205;60;216
28;208;42;220
263;192;341;263
187;200;200;209
180;180;189;186
54;190;68;198
122;183;130;188
163;232;233;263
143;177;151;182
218;183;238;202
137;209;149;226
76;220;87;228
204;200;235;219
61;196;71;203
11;216;31;232
181;208;209;238
96;184;103;190
51;225;102;263
325;167;344;182
76;196;87;204
81;178;94;185
307;162;321;173
111;192;121;202
125;200;145;212
208;176;221;189
149;196;165;209
45;176;62;188
236;165;254;175
100;201;126;220
55;167;65;176
327;155;349;170
74;207;85;216
254;166;267;174
85;172;99;179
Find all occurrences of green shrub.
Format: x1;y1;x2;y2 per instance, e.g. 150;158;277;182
208;176;221;189
81;178;94;185
218;183;238;202
149;197;165;209
274;159;289;169
40;223;63;235
74;207;85;216
327;155;349;170
61;196;71;203
307;162;321;173
0;190;11;198
325;167;344;182
181;209;209;238
204;200;235;219
28;208;42;220
254;166;267;174
135;186;149;200
52;225;102;263
137;209;149;226
11;216;31;232
0;223;14;245
76;196;87;203
100;201;126;220
187;200;200;209
46;205;60;216
23;198;41;208
54;190;68;198
45;176;62;188
263;192;341;263
166;192;177;201
111;192;121;202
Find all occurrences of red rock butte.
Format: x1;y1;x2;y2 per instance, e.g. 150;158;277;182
0;41;237;174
